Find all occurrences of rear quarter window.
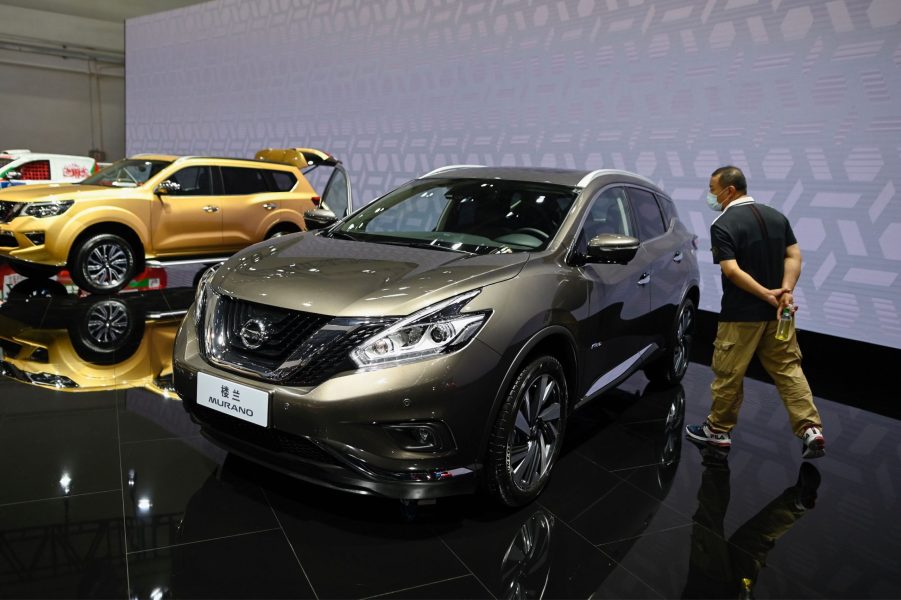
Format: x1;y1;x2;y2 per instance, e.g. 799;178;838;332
267;170;297;192
655;194;678;229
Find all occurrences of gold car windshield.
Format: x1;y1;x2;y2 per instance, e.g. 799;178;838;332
333;178;577;254
80;159;171;188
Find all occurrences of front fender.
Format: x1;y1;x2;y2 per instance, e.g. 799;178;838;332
50;205;151;260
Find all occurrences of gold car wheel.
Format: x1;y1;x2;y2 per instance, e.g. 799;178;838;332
85;242;130;288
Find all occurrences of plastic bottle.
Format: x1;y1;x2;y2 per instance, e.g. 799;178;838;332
775;306;793;341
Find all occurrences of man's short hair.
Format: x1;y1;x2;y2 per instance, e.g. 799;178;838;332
711;166;747;194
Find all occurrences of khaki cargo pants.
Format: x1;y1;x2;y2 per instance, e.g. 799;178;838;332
708;321;821;437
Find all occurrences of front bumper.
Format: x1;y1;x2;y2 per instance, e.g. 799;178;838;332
0;226;64;266
173;312;506;500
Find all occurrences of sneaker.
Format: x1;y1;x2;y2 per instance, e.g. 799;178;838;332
801;426;825;459
685;422;732;447
790;462;821;510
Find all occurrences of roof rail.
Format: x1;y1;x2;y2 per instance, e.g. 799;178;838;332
576;169;655;189
420;164;485;178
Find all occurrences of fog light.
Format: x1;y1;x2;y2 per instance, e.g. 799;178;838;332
24;231;45;245
384;422;454;452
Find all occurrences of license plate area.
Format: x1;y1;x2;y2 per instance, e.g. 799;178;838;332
196;372;269;427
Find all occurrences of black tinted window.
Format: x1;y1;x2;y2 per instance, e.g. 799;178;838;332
168;166;213;196
628;187;666;240
221;167;269;195
268;170;296;192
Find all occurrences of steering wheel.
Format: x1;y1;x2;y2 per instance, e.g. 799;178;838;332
512;227;550;240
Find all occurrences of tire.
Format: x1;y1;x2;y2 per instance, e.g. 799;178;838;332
69;233;137;295
486;355;568;507
644;296;695;386
69;296;144;365
6;259;60;279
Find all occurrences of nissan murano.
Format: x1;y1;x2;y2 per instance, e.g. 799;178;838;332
173;166;699;506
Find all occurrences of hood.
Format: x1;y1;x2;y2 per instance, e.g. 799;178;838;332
213;232;529;317
0;183;121;202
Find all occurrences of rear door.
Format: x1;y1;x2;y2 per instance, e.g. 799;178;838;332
218;166;278;247
625;186;682;347
151;165;222;254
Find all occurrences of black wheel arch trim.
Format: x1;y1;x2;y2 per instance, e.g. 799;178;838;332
478;324;579;459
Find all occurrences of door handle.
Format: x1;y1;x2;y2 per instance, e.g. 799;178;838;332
262;203;276;211
202;205;219;213
637;272;651;286
673;251;683;263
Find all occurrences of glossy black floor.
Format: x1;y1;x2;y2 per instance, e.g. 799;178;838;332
1;266;899;599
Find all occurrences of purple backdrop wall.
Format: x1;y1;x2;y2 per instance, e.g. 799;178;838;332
126;0;901;349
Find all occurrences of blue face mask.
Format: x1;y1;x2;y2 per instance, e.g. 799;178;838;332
706;191;723;212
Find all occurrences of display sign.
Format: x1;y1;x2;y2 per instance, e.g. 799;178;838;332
196;371;269;427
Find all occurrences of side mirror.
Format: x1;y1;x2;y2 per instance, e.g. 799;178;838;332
303;207;338;230
155;180;180;195
4;170;21;180
586;234;640;265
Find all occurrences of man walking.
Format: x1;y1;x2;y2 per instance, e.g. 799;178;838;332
686;166;825;459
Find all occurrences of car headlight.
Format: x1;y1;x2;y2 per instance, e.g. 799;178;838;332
23;200;74;218
194;264;220;323
351;290;489;367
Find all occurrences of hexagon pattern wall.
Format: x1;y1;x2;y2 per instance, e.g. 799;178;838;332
126;0;901;348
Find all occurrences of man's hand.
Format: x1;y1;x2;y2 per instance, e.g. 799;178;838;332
763;287;787;308
776;289;798;319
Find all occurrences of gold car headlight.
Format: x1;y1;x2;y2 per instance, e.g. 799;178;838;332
23;200;74;218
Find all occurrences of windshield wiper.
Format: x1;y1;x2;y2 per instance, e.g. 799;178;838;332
326;230;361;241
374;239;475;254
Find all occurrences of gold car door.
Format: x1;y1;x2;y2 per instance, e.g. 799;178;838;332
151;166;223;254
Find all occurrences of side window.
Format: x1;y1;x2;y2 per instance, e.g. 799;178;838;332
582;186;633;240
19;160;51;181
655;193;677;229
220;167;269;195
628;187;666;240
168;166;213;196
268;170;297;192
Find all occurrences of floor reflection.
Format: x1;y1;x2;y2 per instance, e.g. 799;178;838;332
0;270;196;395
682;446;822;599
0;264;898;599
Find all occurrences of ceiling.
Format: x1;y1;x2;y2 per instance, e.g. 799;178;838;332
0;0;212;23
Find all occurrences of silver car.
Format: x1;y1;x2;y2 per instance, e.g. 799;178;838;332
173;166;700;506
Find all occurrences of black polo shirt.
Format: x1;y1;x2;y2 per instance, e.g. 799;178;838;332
710;197;797;322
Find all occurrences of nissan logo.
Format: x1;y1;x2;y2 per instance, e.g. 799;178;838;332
238;318;269;349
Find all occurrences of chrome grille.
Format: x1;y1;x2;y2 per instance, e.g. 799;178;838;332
0;201;21;224
202;292;396;385
219;295;330;370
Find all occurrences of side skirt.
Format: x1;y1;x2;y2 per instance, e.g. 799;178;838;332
574;343;659;410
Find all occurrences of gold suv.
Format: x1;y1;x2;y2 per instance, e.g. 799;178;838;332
0;148;351;294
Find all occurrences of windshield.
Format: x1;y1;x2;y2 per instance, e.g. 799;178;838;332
80;159;171;187
331;178;577;254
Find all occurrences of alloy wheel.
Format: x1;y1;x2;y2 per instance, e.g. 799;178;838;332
508;373;563;492
673;304;693;377
86;300;130;346
86;242;130;288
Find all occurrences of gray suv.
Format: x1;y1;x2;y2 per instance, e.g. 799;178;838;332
173;166;700;506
